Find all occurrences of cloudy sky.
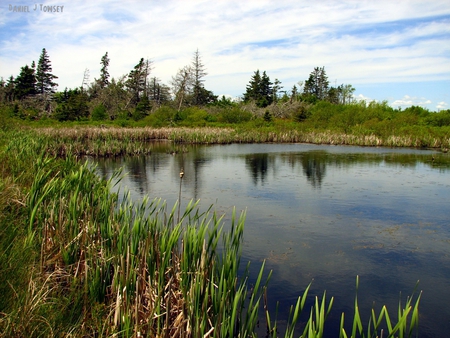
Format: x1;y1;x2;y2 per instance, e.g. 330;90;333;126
1;0;449;110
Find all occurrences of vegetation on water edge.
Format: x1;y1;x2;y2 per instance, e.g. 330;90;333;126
0;127;423;337
2;98;450;151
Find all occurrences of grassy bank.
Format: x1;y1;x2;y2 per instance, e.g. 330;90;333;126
0;127;422;337
3;99;450;150
18;124;450;159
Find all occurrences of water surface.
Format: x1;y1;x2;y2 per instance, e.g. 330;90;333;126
94;143;450;337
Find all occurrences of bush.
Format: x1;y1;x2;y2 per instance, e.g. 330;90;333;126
142;106;176;127
219;107;252;123
91;104;107;121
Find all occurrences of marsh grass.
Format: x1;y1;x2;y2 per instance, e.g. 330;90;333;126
30;125;450;153
0;129;423;337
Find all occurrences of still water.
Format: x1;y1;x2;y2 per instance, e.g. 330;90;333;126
93;143;450;337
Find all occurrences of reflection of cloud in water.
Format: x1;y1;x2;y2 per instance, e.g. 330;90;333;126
92;143;450;338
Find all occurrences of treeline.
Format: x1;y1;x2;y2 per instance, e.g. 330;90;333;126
1;47;450;131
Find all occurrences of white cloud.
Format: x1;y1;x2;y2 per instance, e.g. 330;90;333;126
436;101;448;110
1;0;449;101
354;94;373;103
391;95;432;108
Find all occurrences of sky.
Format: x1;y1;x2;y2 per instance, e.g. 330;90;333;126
1;0;450;111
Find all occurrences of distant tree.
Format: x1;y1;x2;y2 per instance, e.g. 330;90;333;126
326;84;355;104
243;70;273;107
81;68;90;91
272;78;283;103
303;67;329;101
148;77;171;106
290;84;298;103
327;86;340;104
171;66;193;110
340;84;355;105
54;88;89;121
91;103;107;121
2;76;16;102
36;48;58;95
191;49;207;105
102;76;130;119
98;52;110;89
14;62;36;99
126;58;152;106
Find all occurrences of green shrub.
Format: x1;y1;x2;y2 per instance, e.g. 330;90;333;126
91;103;107;121
219;107;252;123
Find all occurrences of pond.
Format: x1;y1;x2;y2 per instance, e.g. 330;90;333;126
93;143;450;337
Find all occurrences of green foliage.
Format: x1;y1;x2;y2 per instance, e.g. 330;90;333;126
303;66;329;101
132;95;151;121
143;105;177;127
54;88;89;121
91;103;108;121
263;110;273;122
210;95;236;108
425;109;450;127
14;63;36;100
293;103;312;122
219;106;253;123
243;70;274;107
35;48;58;95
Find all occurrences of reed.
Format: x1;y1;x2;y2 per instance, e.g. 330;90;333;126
24;125;449;156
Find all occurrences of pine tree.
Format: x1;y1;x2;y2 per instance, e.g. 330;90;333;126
99;52;110;88
14;61;36;99
36;48;58;95
149;77;171;106
126;58;152;106
303;66;329;101
191;49;208;105
243;70;273;107
243;70;262;103
3;76;15;102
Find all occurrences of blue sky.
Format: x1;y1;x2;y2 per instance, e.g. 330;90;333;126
1;0;449;110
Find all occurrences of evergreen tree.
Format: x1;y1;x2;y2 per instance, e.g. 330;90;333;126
126;58;152;106
54;88;89;121
244;70;261;103
36;48;58;95
290;84;298;103
272;78;283;103
303;66;329;101
3;76;15;102
14;62;36;99
259;71;273;107
243;70;273;107
149;77;171;106
99;52;110;88
191;49;211;105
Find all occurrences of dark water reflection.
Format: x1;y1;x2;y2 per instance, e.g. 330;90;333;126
93;143;450;337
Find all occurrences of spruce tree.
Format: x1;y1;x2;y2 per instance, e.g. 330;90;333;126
303;67;329;101
14;61;36;99
191;49;208;105
36;48;58;95
126;58;152;105
99;52;110;88
243;70;273;107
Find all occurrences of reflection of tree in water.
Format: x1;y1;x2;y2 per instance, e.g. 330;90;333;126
172;147;209;200
245;153;270;186
300;151;327;188
127;156;149;193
